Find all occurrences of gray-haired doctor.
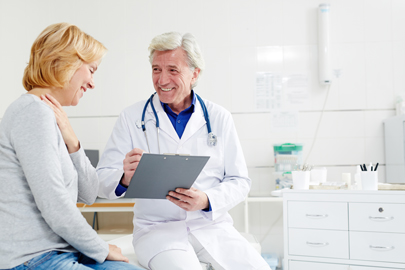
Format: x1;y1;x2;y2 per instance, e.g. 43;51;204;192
96;32;270;270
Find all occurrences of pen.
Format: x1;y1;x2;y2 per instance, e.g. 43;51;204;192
374;163;379;171
363;164;367;171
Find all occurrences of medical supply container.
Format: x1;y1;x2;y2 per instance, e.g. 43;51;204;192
274;171;292;190
273;143;303;172
261;253;279;270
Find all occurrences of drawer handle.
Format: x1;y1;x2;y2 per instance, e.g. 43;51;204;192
306;214;328;219
306;241;329;247
368;216;394;221
369;245;395;251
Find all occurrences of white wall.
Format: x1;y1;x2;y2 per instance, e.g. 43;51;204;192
1;0;404;259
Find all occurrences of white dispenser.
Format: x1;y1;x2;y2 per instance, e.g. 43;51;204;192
318;3;331;85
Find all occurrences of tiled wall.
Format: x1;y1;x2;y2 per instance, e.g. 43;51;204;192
1;0;404;258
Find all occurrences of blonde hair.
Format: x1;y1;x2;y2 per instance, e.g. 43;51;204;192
23;23;107;91
148;32;204;88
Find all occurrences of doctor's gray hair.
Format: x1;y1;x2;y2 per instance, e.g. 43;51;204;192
148;32;205;88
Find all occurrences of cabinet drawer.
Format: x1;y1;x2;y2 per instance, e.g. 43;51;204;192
349;203;405;233
350;231;405;264
288;201;348;230
289;260;348;270
350;266;404;270
289;228;349;259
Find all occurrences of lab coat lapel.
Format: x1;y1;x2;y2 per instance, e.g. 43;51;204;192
180;99;206;144
147;96;180;143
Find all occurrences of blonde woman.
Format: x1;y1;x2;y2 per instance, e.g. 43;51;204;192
0;23;143;270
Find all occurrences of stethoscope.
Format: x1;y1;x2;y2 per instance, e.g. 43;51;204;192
138;92;217;153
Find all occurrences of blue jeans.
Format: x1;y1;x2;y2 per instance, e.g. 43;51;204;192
7;251;145;270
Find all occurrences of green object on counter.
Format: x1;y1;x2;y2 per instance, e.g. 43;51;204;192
273;143;303;152
273;143;304;172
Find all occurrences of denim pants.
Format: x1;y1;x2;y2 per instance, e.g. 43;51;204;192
7;251;145;270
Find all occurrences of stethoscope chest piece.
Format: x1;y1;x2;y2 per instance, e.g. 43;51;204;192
136;120;142;129
208;132;217;146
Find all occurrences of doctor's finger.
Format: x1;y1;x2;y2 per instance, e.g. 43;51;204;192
176;188;197;197
168;191;191;201
127;148;145;157
124;155;142;165
166;195;191;210
123;161;138;169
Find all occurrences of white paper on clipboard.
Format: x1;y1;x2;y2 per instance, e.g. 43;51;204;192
124;153;210;199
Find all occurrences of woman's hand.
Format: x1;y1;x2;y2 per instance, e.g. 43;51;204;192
41;93;80;153
106;244;129;263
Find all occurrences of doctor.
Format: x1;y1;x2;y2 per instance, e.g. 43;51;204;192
97;32;270;270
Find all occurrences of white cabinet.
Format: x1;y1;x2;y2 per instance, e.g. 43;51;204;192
289;261;405;270
350;266;404;270
289;261;348;270
349;203;405;233
284;190;405;270
289;228;349;259
350;231;405;264
288;201;348;230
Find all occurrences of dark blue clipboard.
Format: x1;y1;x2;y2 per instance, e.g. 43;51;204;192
124;153;210;199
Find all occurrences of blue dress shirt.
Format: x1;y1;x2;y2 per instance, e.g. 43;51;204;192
160;91;196;139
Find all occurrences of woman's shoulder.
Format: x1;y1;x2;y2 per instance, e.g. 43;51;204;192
4;94;54;123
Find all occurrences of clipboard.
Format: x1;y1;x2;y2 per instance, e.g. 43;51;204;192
124;153;210;199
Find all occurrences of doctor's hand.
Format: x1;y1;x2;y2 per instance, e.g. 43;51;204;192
41;93;80;154
122;148;145;186
106;244;129;263
167;187;209;211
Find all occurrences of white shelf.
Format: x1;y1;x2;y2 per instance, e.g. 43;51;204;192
246;197;283;202
79;207;134;213
80;197;284;234
78;198;136;213
94;198;137;203
244;196;283;234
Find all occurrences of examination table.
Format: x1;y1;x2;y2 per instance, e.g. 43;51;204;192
107;232;261;269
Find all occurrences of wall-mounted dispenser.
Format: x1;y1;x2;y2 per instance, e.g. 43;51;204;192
318;3;331;85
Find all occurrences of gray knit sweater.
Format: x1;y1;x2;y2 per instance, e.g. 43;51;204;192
0;94;108;268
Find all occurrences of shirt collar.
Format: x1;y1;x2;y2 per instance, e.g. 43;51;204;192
160;90;196;115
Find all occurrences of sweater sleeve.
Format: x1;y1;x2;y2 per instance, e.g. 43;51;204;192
70;147;100;205
10;103;109;263
96;111;132;199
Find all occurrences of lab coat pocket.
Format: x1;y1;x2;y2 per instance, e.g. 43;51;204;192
197;137;224;178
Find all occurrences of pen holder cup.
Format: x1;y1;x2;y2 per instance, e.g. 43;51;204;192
292;171;311;190
360;171;378;190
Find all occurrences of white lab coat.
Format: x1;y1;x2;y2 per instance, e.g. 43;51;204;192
97;95;266;269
